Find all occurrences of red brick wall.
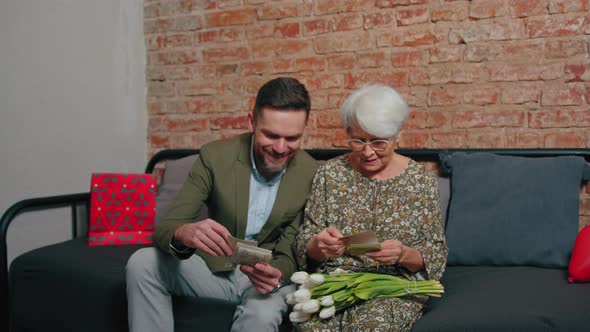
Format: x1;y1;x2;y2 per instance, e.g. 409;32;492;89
145;0;590;154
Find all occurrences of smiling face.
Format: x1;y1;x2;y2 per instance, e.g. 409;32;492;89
346;123;396;177
249;107;308;179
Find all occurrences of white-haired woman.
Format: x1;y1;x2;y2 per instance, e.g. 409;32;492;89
294;84;448;331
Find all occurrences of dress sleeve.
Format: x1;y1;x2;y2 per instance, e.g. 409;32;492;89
413;173;448;281
294;165;329;272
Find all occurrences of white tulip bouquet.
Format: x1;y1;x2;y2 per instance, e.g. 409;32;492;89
285;269;444;323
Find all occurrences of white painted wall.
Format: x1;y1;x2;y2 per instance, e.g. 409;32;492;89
0;0;146;264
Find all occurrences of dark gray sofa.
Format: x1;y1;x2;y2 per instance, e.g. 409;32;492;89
2;148;590;332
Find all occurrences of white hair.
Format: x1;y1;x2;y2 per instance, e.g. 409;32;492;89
340;84;409;138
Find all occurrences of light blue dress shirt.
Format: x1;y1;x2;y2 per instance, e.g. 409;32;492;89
245;139;285;241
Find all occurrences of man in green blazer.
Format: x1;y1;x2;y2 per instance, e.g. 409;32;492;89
126;77;318;332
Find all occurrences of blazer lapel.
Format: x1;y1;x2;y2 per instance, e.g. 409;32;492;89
234;136;251;239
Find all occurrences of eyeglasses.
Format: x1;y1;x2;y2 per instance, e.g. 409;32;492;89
346;138;391;151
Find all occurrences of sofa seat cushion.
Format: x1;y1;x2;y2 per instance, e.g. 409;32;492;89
412;266;590;332
9;238;234;332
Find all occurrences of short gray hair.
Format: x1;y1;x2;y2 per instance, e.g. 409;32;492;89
340;84;409;138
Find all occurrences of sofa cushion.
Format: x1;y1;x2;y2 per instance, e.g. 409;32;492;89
411;266;590;332
440;152;587;267
568;225;590;283
154;154;206;224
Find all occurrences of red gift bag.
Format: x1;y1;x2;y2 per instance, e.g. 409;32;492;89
89;173;156;246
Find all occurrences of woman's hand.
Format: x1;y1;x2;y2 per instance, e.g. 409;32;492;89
306;227;346;262
366;240;425;272
365;239;406;265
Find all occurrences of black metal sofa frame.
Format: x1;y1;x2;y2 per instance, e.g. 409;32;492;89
2;148;590;332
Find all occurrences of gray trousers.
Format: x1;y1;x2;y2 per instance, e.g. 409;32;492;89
126;247;294;332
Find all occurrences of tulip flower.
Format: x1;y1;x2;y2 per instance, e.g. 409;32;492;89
286;271;444;324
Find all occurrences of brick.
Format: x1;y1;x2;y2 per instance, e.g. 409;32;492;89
274;22;301;38
544;130;586;147
146;33;193;50
174;15;201;31
356;51;387;68
376;0;428;8
398;86;428;107
332;13;364;32
169;132;220;148
148;100;164;115
430;131;466;148
205;9;257;27
149;133;170;148
508;0;548;17
216;64;238;76
449;21;525;44
151;115;208;132
465;129;507;148
144;2;176;18
409;68;430;85
314;31;371;53
469;0;509;19
464;43;501;62
177;0;203;13
177;81;220;96
581;196;590;215
391;50;428;67
527;15;585;38
396;6;429;26
302;74;344;90
209;115;249;130
377;28;439;47
144;18;175;34
429;64;480;84
207;0;241;9
545;39;587;59
429;45;463;63
541;84;585;106
452;110;526;128
310;92;329;110
314;0;374;15
295;57;328;72
501;84;541;104
152;50;200;65
183;97;217;113
198;28;243;43
327;92;350;108
257;3;312;20
250;40;311;60
549;0;589;13
301;131;335;149
315;110;341;129
148;82;176;97
327;54;356;71
529;109;590;128
565;63;590;82
397;131;430;148
489;63;564;82
245;22;274;40
432;2;469;22
240;61;270;76
428;86;462;106
148;66;192;81
303;18;332;36
505;129;543;147
500;39;545;59
345;70;408;89
192;64;217;80
463;88;500;105
202;46;249;62
364;12;395;29
271;59;297;74
405;111;449;129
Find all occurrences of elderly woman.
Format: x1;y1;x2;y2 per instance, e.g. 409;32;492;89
294;84;448;331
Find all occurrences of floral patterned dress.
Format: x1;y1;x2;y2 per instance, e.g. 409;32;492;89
294;155;448;332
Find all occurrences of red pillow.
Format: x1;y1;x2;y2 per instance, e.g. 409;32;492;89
568;225;590;283
89;173;156;246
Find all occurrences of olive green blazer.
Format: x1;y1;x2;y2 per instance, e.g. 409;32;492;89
154;133;318;280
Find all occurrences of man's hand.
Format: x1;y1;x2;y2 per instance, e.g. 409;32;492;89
365;239;405;265
174;219;233;257
306;226;345;261
240;262;282;294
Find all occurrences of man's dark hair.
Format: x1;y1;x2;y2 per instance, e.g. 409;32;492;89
252;77;311;120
